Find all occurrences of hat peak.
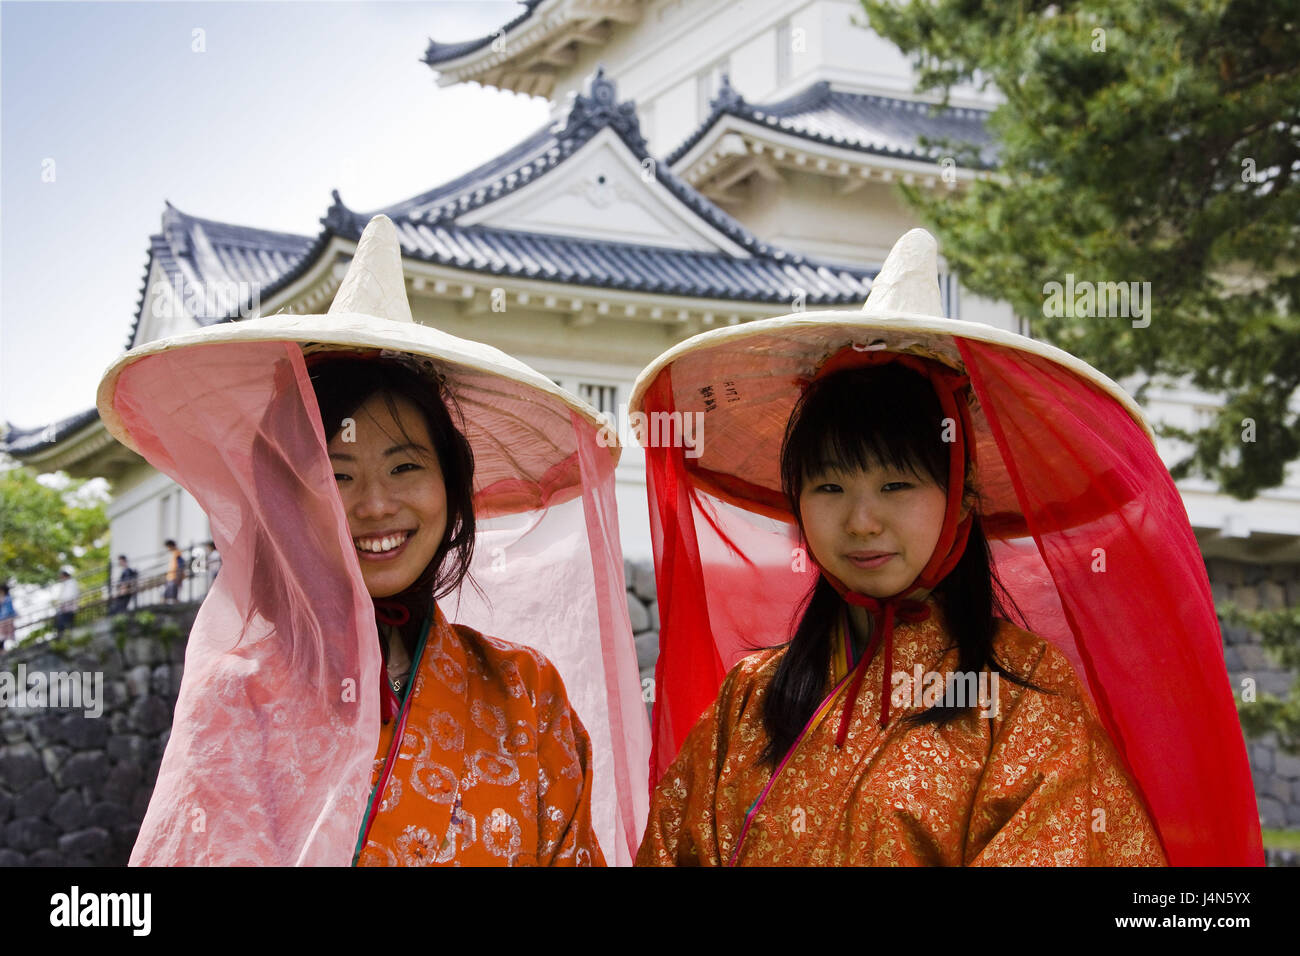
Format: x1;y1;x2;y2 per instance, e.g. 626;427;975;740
327;214;414;324
862;228;942;317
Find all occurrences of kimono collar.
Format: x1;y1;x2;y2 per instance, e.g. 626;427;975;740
798;346;975;740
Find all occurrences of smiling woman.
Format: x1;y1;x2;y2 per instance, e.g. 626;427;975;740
100;215;650;866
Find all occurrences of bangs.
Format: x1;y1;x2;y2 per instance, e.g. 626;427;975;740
781;363;952;504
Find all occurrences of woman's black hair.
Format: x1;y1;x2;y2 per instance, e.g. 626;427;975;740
761;362;1041;765
308;357;478;658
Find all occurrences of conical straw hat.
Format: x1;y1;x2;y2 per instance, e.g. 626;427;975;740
629;227;1152;533
99;215;619;507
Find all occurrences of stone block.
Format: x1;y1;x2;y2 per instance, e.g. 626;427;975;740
1260;672;1294;697
4;816;57;852
1220;624;1253;645
634;631;660;673
124;665;153;698
14;779;57;819
57;751;108;789
48;790;88;831
40;745;70;777
0;848;24;866
1257;796;1286;828
57;827;111;861
1;720;26;745
1250;743;1274;773
106;734;150;765
632;562;659;603
114;822;141;849
0;789;11;824
150;665;173;697
60;713;109;749
1229;585;1260;612
102;762;142;805
129;696;171;735
1262;775;1291;802
1275;751;1300;779
87;801;128;829
27;848;63;867
0;743;44;790
627;598;650;633
1237;564;1268;587
647;600;660;630
122;637;162;667
1236;645;1272;670
106;679;128;708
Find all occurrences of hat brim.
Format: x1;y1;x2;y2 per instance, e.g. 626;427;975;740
629;309;1154;530
98;312;620;480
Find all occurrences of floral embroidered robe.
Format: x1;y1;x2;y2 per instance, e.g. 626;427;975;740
356;605;604;866
637;597;1167;866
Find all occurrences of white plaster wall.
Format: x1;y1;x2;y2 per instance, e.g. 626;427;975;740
106;464;209;575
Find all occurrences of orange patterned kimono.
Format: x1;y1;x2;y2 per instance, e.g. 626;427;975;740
638;596;1167;866
356;605;604;866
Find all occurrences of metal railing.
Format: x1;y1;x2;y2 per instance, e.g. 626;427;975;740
2;547;220;649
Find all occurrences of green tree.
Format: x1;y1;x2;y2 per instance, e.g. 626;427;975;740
0;463;109;584
858;0;1300;498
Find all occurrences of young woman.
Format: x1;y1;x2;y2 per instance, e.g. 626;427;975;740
630;229;1261;867
307;356;603;865
638;356;1165;865
100;214;647;865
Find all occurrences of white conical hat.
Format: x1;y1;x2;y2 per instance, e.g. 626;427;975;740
98;215;619;507
629;227;1153;531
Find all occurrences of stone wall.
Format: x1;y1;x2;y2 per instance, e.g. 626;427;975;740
0;608;192;866
1206;558;1300;834
625;559;660;721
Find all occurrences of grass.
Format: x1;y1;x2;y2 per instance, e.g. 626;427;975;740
1262;828;1300;852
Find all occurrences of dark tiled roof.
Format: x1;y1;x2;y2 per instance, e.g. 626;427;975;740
422;0;545;65
127;68;876;348
125;203;315;349
4;407;101;457
262;68;874;306
390;221;868;302
666;77;997;169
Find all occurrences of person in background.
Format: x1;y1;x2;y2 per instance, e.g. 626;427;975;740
204;540;221;593
55;569;79;637
163;540;184;604
114;555;139;613
0;583;16;646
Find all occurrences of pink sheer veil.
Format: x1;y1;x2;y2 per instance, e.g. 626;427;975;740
114;338;650;865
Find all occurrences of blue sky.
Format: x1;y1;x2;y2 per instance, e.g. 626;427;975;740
1;1;551;431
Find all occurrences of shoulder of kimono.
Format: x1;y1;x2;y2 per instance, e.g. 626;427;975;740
716;645;787;713
449;622;565;692
990;619;1089;702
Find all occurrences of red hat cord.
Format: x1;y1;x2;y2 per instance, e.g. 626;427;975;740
796;346;975;741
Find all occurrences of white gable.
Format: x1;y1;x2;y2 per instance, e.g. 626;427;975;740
133;258;201;347
458;127;749;257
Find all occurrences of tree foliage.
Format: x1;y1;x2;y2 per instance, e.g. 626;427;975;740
0;463;109;585
858;0;1300;498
